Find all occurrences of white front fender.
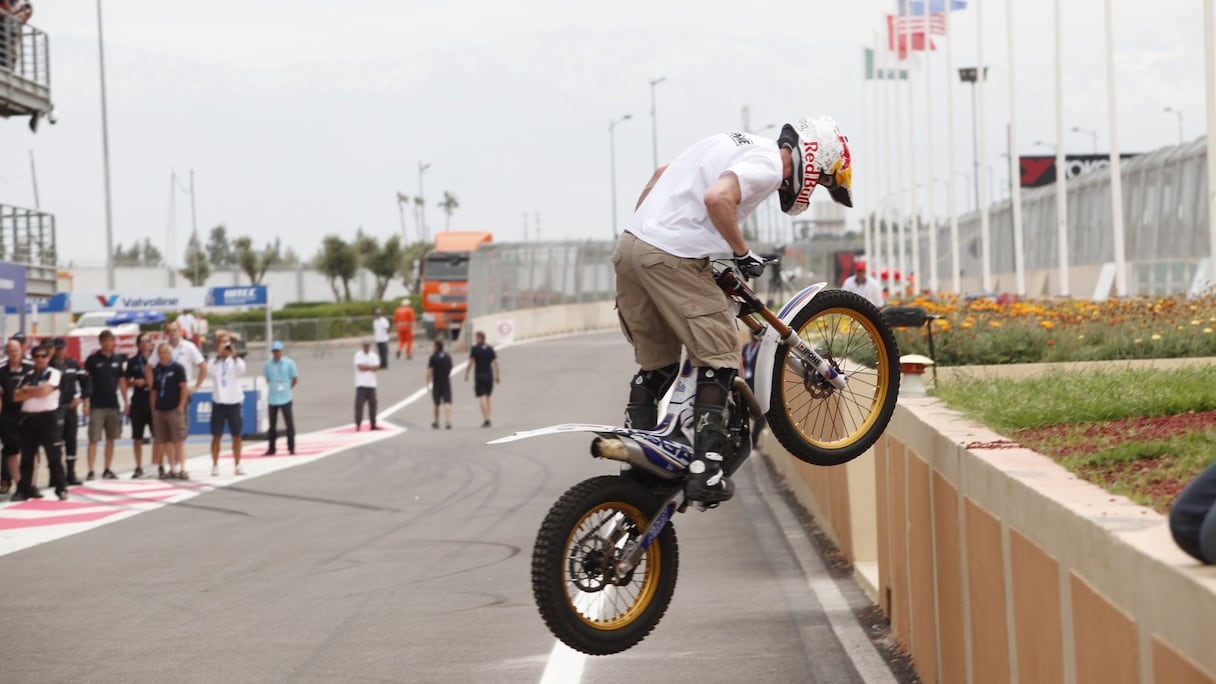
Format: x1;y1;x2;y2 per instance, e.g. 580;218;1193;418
753;282;829;415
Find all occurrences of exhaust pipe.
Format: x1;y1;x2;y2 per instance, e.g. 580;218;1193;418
591;436;679;480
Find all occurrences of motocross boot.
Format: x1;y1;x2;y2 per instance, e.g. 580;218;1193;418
685;405;734;504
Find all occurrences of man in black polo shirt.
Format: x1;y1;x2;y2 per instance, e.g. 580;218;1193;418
426;340;454;430
124;333;154;479
51;337;87;485
464;331;500;428
83;330;128;480
0;339;31;493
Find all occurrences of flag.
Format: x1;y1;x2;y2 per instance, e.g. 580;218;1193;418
886;15;937;60
864;48;909;80
905;0;967;13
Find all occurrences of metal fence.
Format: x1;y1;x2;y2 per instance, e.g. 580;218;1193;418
0;203;56;267
911;137;1210;295
467;241;617;320
0;13;49;86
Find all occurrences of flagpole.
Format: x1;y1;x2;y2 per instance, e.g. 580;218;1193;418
1007;0;1026;296
923;0;938;294
890;26;899;295
862;47;873;270
1206;0;1216;283
1104;0;1128;296
945;1;961;293
895;3;907;295
976;0;993;293
904;3;920;297
1055;0;1070;297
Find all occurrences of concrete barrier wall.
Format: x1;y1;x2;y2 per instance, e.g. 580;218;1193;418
761;398;1216;683
468;300;617;347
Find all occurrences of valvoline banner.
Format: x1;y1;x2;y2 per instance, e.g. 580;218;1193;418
71;285;268;312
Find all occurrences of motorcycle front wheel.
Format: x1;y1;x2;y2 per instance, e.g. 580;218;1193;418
766;289;900;466
531;475;679;655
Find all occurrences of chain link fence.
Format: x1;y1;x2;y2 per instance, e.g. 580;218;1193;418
467;241;618;320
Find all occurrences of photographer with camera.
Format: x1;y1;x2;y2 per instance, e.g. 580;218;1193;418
206;333;246;477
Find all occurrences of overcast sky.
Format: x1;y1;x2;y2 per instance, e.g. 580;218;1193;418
0;0;1208;267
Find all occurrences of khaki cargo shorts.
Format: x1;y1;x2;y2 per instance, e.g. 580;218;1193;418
612;232;738;371
87;407;122;443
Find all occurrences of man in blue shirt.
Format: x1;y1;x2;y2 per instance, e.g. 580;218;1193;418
262;341;299;455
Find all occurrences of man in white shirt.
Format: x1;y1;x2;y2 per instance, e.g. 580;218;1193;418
372;308;391;370
615;116;854;505
840;260;885;309
12;343;68;501
353;338;380;431
161;320;207;390
176;310;197;344
207;333;247;476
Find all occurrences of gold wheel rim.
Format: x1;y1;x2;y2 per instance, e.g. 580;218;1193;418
562;500;661;630
778;307;891;449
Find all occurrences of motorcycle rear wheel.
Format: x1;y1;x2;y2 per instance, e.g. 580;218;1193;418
766;289;900;466
531;475;679;655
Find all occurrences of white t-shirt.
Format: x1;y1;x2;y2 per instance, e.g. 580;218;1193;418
841;275;885;308
168;338;206;384
207;355;247;404
177;313;196;339
373;316;390;343
21;366;61;413
354;350;379;388
624;132;783;258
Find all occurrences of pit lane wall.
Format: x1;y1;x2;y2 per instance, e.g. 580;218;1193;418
466;300;618;348
760;398;1216;683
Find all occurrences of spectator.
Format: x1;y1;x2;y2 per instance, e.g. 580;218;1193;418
353;338;380;431
394;299;416;360
464;331;499;428
207;333;246;477
163;320;207;390
176;310;197;346
124;333;154;478
372;308;390;369
1170;463;1216;564
150;342;189;480
840;261;885;309
12;343;67;502
0;339;30;493
427;339;453;430
10;331;28;359
51;337;86;485
262;340;298;455
83;330;128;480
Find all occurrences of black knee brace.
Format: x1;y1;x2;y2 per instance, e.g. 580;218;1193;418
694;366;737;411
625;363;680;430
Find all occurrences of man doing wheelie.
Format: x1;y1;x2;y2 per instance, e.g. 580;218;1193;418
613;116;854;505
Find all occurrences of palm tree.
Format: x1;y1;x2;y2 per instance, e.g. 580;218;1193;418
413;196;427;241
438;191;460;232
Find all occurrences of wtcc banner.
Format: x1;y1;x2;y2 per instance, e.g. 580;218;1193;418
1019;154;1141;188
71;285;269;313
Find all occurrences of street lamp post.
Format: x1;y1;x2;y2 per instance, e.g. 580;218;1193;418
609;114;632;240
958;67;988;212
96;0;116;289
418;162;431;241
1070;126;1098;154
648;77;666;169
1164;106;1184;145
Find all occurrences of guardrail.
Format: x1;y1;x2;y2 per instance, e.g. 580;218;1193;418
0;13;49;87
0;203;56;267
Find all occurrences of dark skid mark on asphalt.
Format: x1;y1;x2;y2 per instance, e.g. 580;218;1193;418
219;485;404;513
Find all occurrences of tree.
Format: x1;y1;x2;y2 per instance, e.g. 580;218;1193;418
364;235;403;300
401;240;432;292
233;236;280;285
313;234;358;301
180;232;211;286
141;238;163;267
438;191;459;232
413;196;426;241
281;246;301;268
206;224;235;268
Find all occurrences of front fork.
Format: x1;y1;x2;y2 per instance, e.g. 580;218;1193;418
742;310;848;391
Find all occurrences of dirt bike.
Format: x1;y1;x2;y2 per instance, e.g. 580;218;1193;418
489;259;900;655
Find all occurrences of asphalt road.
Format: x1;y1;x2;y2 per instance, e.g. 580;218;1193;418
0;333;914;683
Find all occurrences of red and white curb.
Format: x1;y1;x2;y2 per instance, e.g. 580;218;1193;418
0;422;404;558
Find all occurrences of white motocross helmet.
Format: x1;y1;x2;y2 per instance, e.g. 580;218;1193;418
776;116;854;215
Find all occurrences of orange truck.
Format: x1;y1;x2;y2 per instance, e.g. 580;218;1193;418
420;231;493;340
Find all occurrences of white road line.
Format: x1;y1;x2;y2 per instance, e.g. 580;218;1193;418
750;456;899;684
538;640;586;684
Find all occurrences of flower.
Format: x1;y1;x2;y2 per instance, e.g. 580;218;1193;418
1039;320;1055;330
